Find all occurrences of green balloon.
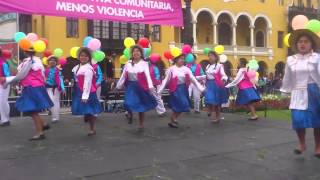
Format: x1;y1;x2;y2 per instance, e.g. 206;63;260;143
123;48;131;59
93;50;105;62
306;19;320;33
203;47;211;55
54;48;63;58
144;48;151;58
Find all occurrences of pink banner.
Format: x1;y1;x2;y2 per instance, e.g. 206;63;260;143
0;0;183;26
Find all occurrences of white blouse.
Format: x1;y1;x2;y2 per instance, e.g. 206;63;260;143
205;63;228;80
72;63;94;100
116;60;154;90
157;65;205;94
225;68;247;88
281;53;320;110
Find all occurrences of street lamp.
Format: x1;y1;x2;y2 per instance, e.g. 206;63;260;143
183;0;193;47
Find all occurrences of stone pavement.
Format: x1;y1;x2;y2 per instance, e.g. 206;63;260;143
0;111;319;180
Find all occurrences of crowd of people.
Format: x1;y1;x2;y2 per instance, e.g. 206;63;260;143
0;28;320;157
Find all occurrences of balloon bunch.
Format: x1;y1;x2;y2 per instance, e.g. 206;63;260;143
246;59;260;84
14;32;48;53
81;36;105;63
162;44;191;62
120;37;151;64
203;45;227;63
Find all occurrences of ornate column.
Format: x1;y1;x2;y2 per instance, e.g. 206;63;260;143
232;23;237;46
213;22;218;45
250;25;255;47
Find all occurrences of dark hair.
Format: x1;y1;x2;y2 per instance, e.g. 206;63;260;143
295;34;317;51
48;56;58;62
0;49;2;57
239;58;248;71
130;45;144;66
172;54;185;65
208;51;219;68
76;47;92;74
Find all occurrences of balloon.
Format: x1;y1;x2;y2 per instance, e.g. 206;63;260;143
33;40;47;53
143;48;151;58
42;57;48;66
123;48;131;59
138;38;149;48
182;44;192;55
305;19;320;33
163;50;173;60
40;38;49;47
247;70;256;79
83;36;93;47
43;50;52;57
203;47;211;55
54;48;63;58
247;59;259;71
19;38;32;51
185;53;194;63
150;54;161;64
87;38;101;51
219;54;228;63
2;50;12;59
59;57;67;66
283;33;291;47
93;50;105;62
120;55;128;64
292;15;309;30
70;47;80;58
124;37;135;48
26;33;38;42
256;72;259;79
14;32;26;42
214;45;225;54
170;47;181;58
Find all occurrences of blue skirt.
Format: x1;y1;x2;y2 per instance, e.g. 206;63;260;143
235;87;261;105
72;87;103;115
124;81;157;112
169;84;191;112
16;86;53;113
205;80;229;105
291;83;320;130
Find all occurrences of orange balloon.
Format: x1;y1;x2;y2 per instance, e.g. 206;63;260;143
19;38;32;51
292;15;309;30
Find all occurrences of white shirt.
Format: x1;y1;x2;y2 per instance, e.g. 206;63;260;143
116;60;154;90
225;68;247;88
205;63;228;80
72;63;94;100
281;53;320;110
157;65;205;94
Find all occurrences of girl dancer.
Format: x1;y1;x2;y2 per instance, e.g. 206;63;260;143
158;53;205;128
71;47;102;136
203;51;228;123
1;48;53;140
45;56;65;123
225;59;261;120
281;29;320;157
116;45;157;130
0;49;11;127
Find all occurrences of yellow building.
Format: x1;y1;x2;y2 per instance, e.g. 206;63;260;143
28;0;319;78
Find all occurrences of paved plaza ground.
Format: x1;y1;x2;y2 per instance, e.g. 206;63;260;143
0;111;320;180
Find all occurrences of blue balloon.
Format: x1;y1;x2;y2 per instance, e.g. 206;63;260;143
83;36;93;47
185;53;194;63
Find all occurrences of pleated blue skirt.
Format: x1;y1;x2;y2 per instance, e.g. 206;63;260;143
72;87;103;115
169;84;191;112
235;87;261;105
291;83;320;130
124;81;157;112
205;80;229;105
16;86;53;113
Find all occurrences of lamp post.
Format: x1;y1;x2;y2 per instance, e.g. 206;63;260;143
183;0;193;46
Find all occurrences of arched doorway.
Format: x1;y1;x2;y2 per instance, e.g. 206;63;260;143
255;31;265;47
258;61;268;77
236;15;251;46
218;13;233;45
254;17;268;47
196;11;213;44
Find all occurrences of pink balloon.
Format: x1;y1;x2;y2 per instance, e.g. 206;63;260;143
26;33;38;42
247;70;256;79
87;38;101;51
59;57;67;66
182;44;192;55
150;54;161;64
292;15;309;30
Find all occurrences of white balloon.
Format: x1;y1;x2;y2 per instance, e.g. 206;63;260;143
219;54;227;63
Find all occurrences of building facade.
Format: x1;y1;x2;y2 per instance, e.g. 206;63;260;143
25;0;319;78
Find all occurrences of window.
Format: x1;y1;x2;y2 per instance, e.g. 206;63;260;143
112;22;120;39
66;18;79;38
131;23;147;40
218;22;232;45
306;0;311;8
101;21;109;39
277;31;284;48
93;20;109;39
255;31;265;47
93;20;101;38
120;22;128;39
151;25;161;42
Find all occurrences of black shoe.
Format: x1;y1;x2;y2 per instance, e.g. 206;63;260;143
207;113;211;117
314;154;320;158
293;149;303;155
29;134;46;141
168;122;178;128
43;124;51;131
0;121;10;127
194;111;200;114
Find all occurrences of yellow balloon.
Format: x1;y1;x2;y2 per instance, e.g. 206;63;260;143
119;55;128;64
283;33;291;47
256;72;259;78
70;47;80;59
170;47;182;58
33;40;46;53
124;37;135;48
42;57;48;66
214;45;225;55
